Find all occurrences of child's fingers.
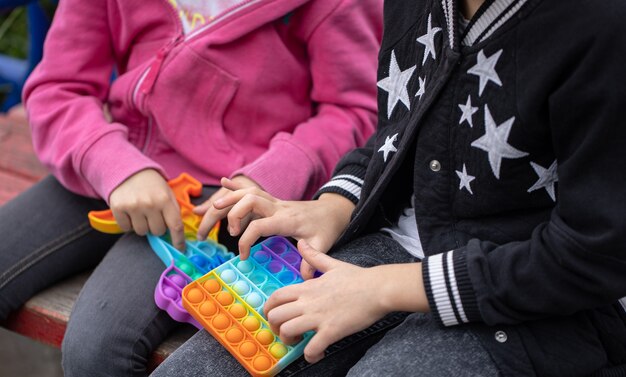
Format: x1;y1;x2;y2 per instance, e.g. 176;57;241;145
227;194;276;235
300;260;317;280
129;212;149;236
192;200;211;215
220;177;249;191
146;209;167;236
263;285;301;319
196;205;230;240
303;331;337;364
278;316;316;346
297;240;338;274
238;217;292;259
266;300;303;336
163;202;186;251
111;209;132;232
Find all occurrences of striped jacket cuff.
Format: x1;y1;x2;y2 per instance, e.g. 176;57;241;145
422;248;481;326
313;165;367;204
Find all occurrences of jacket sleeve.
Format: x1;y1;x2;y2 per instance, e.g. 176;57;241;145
313;135;376;204
23;0;164;200
422;6;626;327
232;0;382;200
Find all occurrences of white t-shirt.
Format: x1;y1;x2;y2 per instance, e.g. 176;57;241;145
380;195;425;259
169;0;246;33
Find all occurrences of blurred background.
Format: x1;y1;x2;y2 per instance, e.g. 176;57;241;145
0;2;64;376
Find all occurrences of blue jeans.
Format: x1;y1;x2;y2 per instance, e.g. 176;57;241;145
0;176;221;377
151;233;501;376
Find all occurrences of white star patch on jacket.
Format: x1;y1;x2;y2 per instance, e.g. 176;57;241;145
416;13;442;65
415;76;426;99
377;51;416;118
471;105;528;179
456;164;476;194
527;160;558;201
378;133;399;162
468;49;503;96
458;95;478;127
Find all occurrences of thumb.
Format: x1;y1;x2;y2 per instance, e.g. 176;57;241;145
297;239;337;274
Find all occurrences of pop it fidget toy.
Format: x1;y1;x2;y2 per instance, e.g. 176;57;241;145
151;234;236;328
88;173;220;241
182;236;314;377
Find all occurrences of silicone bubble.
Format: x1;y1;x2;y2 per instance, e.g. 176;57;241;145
163;286;178;299
267;261;283;274
239;341;258;358
252;355;272;372
186;288;204;304
262;284;280;296
216;291;234;306
270;343;288;359
256;329;274;346
278;271;296;284
281;252;300;266
169;274;187;288
271;241;289;255
245;292;263;308
229;303;247;319
212;314;230;330
220;269;237;284
189;255;208;269
242;317;261;332
236;260;254;274
233;281;250;295
203;279;221;294
253;250;270;263
199;301;217;317
226;328;244;343
179;262;194;276
248;272;267;285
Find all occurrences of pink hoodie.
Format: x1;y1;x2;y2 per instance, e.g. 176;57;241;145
24;0;381;201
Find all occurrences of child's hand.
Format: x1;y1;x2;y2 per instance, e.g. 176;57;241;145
264;240;430;364
193;175;261;240
214;183;355;279
109;169;185;249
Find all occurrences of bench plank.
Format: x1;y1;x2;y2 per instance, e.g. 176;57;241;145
2;272;196;371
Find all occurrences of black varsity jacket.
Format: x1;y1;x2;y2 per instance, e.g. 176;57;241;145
316;0;626;375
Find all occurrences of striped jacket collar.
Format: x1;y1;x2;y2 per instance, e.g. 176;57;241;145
441;0;531;48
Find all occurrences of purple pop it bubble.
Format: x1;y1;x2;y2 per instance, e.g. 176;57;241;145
169;274;187;288
163;286;179;299
253;250;270;263
268;261;283;274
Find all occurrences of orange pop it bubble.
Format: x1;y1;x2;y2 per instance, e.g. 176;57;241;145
186;288;204;304
226;328;245;343
182;236;314;377
256;329;274;346
204;279;221;294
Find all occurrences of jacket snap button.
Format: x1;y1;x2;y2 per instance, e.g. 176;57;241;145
429;160;441;172
495;331;507;343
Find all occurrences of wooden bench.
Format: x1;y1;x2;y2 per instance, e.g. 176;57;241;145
0;107;192;371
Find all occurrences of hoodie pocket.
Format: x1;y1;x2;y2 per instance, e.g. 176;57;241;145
146;45;243;177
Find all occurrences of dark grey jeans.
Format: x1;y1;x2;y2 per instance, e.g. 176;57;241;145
151;233;501;377
0;176;207;377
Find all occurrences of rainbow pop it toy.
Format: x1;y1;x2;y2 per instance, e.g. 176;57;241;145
182;236;313;376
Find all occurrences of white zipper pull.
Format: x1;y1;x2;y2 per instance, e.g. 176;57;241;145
140;35;183;95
